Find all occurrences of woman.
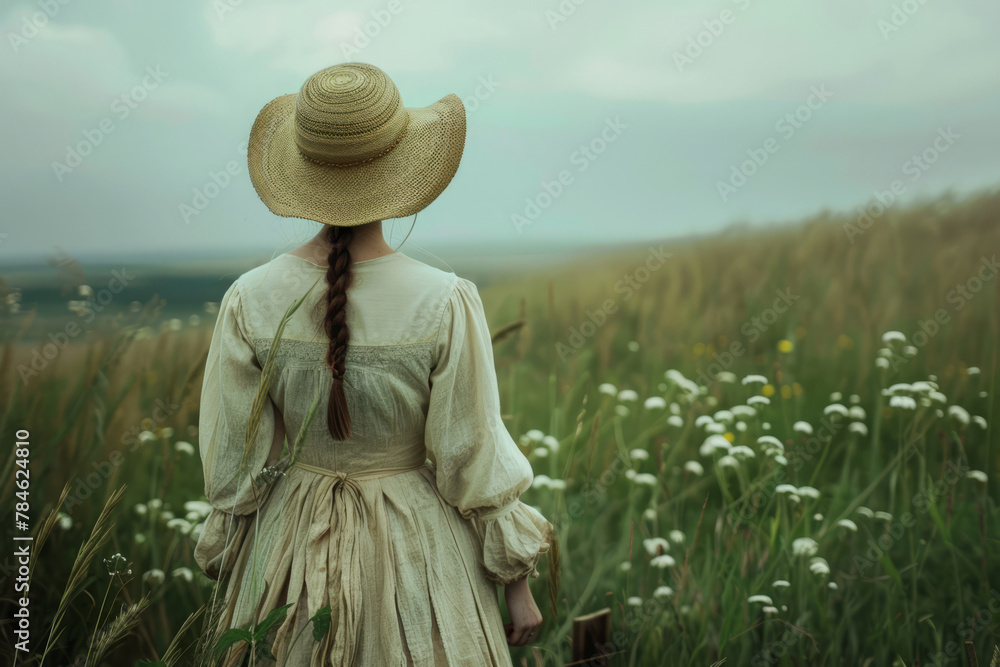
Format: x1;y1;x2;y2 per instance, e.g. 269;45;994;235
193;62;553;666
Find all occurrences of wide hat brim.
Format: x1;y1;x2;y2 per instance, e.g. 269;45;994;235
248;92;466;227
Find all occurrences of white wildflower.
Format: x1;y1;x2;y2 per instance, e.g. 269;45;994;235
823;403;849;417
775;484;798;495
947;405;970;425
836;519;858;532
172;567;194;582
889;396;917;410
772;580;791;588
730;445;755;459
747;594;773;605
532;447;549;458
615;405;630;417
809;557;830;575
643;537;670;556
143;569;165;586
742;374;769;386
683;460;704;476
699;434;731;457
848;406;866;420
644;396;667;410
650;554;676;568
972;416;988;429
762;605;779;614
669;530;685;543
653;586;674;600
848;422;868;436
875;357;890;369
618;389;639;402
966;470;988;483
855;506;874;519
598;384;617;397
796;486;820;499
166;518;193;534
717;455;739;469
526;429;545;442
874;511;893;522
881;331;906;344
792;537;818;557
713;410;734;423
630;448;650;461
747;396;770;406
667;415;684;428
792;421;813;435
627;596;642;607
542;435;560;451
633;473;658;486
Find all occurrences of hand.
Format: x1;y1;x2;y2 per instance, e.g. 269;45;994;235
503;576;543;647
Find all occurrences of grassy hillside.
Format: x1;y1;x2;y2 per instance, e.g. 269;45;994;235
1;184;997;665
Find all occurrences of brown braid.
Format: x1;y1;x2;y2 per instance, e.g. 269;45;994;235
323;224;355;440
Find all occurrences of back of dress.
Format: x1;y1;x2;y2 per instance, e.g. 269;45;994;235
239;251;452;473
194;250;553;666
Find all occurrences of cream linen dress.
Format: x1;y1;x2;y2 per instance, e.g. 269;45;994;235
193;251;553;666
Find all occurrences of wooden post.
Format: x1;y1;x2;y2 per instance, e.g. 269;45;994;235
571;607;611;666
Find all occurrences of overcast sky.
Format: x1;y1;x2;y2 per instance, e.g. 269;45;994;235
2;0;999;261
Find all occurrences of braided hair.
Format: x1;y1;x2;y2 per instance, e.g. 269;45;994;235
323;224;355;440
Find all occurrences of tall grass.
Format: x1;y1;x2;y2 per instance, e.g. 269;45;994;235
0;186;997;664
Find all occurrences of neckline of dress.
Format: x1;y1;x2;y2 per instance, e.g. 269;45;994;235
281;251;404;270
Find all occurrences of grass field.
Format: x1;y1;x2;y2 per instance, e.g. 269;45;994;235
1;185;998;665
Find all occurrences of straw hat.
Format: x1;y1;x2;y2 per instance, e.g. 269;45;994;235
247;62;466;227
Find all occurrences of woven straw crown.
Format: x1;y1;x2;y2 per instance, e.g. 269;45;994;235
248;62;466;227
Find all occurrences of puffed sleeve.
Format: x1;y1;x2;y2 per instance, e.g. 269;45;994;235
424;277;553;585
194;280;287;579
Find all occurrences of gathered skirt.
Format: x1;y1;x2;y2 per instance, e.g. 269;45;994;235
204;463;516;666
